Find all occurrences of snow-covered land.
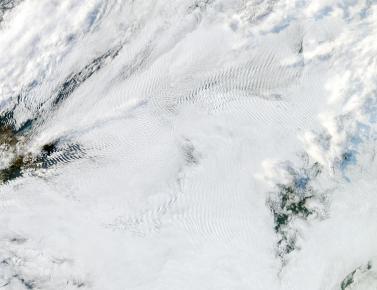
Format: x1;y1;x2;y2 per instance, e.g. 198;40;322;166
0;0;377;289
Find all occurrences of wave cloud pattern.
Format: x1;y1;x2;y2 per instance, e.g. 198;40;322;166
1;0;377;289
